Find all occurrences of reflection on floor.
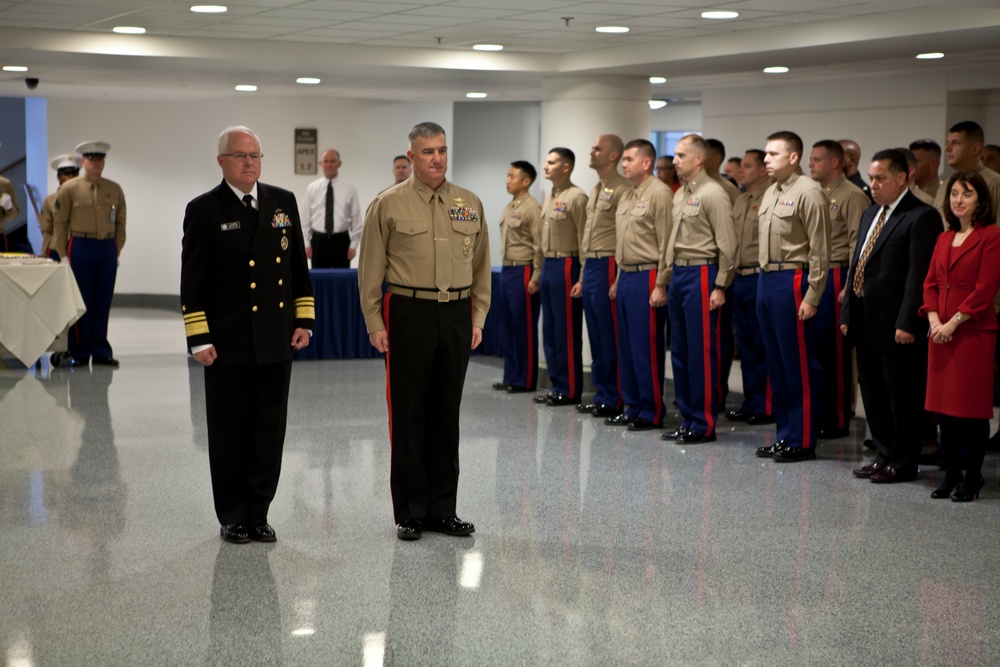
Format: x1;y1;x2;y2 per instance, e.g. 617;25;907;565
1;309;998;665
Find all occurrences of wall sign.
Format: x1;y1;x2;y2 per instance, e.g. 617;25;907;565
295;128;317;175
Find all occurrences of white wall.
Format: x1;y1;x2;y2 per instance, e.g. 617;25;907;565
48;96;452;295
650;102;702;135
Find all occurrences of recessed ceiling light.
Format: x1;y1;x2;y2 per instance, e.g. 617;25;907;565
235;84;257;92
296;77;321;84
473;44;503;51
763;66;789;74
595;26;629;34
3;66;28;72
701;11;740;19
649;100;668;110
113;26;146;34
916;52;944;59
466;92;487;99
649;76;666;84
191;5;228;12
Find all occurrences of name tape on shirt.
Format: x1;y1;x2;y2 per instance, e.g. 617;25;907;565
220;221;241;231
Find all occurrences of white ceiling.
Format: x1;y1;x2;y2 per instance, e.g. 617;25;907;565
0;0;999;102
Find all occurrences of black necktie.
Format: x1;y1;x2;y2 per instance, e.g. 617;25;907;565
325;181;334;234
243;194;258;234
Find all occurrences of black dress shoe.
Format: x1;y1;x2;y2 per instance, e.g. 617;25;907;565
396;518;423;540
546;394;580;406
756;441;786;458
92;356;120;367
662;427;689;441
250;523;277;542
747;413;776;425
220;524;251;544
492;382;509;391
628;417;661;431
678;431;716;444
533;392;556;404
423;516;475;536
605;413;634;426
952;475;985;502
68;357;90;368
869;466;917;484
576;403;597;413
931;472;963;499
862;439;875;451
818;427;850;440
591;403;622;418
852;461;884;478
506;385;532;393
726;409;752;422
772;444;816;462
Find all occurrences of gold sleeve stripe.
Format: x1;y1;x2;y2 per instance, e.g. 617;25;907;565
294;297;314;305
185;320;210;337
183;311;207;322
296;304;316;320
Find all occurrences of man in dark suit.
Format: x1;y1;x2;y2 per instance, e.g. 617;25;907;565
181;125;314;543
840;149;941;483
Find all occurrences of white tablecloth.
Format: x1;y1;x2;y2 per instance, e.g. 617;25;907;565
0;260;86;365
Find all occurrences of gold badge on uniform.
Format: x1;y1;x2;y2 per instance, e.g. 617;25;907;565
463;236;471;246
281;236;289;250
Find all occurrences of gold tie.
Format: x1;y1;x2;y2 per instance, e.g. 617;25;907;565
432;193;452;294
852;205;890;297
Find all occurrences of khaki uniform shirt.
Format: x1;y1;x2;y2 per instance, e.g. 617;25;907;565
934;163;1000;226
615;176;673;287
499;193;543;284
0;176;20;236
909;184;935;206
823;174;869;263
39;192;57;256
732;180;769;269
711;172;742;205
358;175;491;333
758;171;830;307
52;176;126;258
540;183;588;257
916;178;941;201
666;172;737;288
582;172;631;268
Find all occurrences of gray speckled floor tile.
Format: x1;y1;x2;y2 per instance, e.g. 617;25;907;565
2;309;1000;666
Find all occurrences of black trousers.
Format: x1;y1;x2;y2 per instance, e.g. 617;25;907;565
854;314;930;473
311;231;350;268
384;294;472;523
940;415;989;477
204;360;292;525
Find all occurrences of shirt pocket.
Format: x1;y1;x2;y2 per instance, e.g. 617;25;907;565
452;220;478;259
391;219;429;259
595;199;612;212
504;215;523;229
771;205;796;235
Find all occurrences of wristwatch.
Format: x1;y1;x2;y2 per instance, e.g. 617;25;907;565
955;312;964;324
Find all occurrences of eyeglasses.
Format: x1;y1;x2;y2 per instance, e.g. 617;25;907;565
221;152;264;161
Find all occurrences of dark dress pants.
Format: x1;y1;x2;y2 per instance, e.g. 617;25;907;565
311;230;350;268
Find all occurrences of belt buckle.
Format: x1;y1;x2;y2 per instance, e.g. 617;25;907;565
437;291;450;303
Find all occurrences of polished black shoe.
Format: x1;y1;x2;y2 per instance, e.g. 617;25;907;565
747;413;776;425
605;413;634;426
818;427;850;440
68;356;90;368
492;382;509;391
952;475;985;502
662;427;689;441
506;385;532;393
862;439;875;451
396;518;423;540
591;403;622;418
628;417;661;431
250;523;277;542
869;466;917;484
92;356;120;367
852;461;884;479
220;524;251;544
772;444;816;462
756;441;786;458
546;394;580;406
931;472;963;499
533;392;555;404
424;516;475;536
726;409;752;422
576;403;597;413
677;431;716;444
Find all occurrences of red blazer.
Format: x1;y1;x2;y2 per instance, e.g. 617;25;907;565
921;224;1000;330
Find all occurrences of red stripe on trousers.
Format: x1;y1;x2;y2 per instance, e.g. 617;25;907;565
523;266;535;389
832;268;846;429
765;376;773;415
792;270;811;448
700;267;715;436
610;257;622;408
382;293;393;442
648;269;663;424
564;258;576;398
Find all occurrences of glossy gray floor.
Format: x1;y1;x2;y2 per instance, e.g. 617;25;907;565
2;309;999;666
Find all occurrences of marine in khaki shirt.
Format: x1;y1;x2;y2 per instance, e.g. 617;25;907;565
666;173;737;290
540;182;588;257
733;178;770;270
583;172;630;259
615;166;673;288
934;123;1000;227
499;190;543;285
808;141;868;264
52;175;126;258
39;154;82;257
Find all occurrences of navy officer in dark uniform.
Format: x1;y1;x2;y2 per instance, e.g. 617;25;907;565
181;125;314;544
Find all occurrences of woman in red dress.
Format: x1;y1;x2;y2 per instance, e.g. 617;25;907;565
922;170;1000;501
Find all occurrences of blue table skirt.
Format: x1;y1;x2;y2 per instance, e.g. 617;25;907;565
295;268;502;360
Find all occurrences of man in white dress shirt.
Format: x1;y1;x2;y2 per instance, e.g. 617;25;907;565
300;148;362;268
